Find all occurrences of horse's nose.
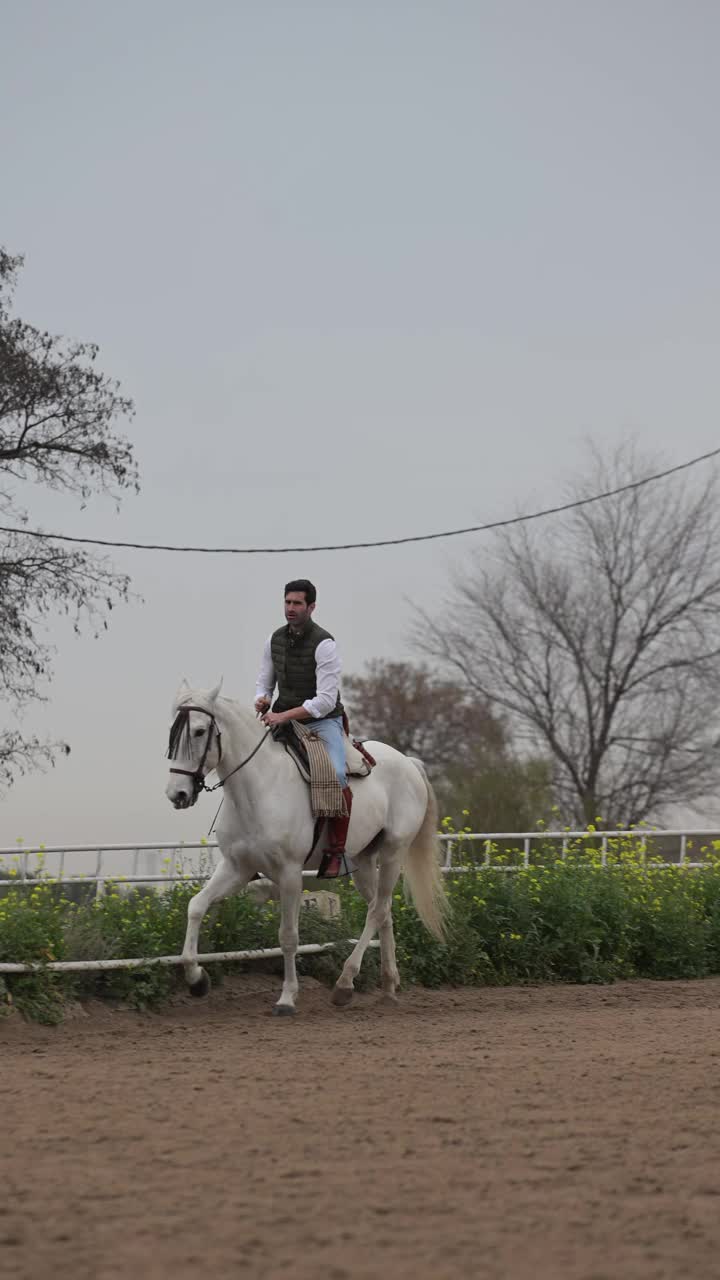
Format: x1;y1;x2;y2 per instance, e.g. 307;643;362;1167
176;789;189;807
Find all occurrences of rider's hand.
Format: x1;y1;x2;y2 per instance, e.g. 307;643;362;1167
261;710;285;727
254;697;271;718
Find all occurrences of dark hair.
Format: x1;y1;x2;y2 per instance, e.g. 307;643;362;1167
284;579;316;605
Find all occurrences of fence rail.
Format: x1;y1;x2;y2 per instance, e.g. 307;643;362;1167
0;940;380;976
0;828;718;889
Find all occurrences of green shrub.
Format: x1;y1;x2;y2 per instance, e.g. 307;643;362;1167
4;828;720;1019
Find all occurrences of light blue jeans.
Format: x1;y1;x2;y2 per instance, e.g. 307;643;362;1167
306;716;347;788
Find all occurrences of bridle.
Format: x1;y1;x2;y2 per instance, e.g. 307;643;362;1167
167;704;271;803
168;705;222;802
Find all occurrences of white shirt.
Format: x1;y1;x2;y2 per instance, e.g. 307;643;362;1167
255;633;342;719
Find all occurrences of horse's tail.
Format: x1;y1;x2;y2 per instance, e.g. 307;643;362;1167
402;758;449;943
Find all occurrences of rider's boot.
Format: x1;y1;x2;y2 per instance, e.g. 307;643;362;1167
317;787;353;879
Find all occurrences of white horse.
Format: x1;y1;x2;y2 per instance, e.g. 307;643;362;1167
165;679;448;1015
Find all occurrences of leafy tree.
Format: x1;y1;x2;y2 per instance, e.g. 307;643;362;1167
344;658;552;829
0;249;138;789
344;659;505;772
438;754;553;834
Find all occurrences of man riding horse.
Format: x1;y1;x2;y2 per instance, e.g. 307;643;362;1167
254;579;352;878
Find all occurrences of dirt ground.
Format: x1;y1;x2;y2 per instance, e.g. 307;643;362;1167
4;975;720;1280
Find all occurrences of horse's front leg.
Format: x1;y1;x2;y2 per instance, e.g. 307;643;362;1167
273;865;303;1017
182;857;250;996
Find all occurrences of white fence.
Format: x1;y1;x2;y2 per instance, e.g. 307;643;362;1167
1;829;717;977
0;827;717;889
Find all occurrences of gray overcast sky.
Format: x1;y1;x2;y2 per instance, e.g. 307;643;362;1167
1;0;719;850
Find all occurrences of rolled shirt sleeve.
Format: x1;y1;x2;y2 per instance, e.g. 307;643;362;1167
254;635;276;703
303;637;342;719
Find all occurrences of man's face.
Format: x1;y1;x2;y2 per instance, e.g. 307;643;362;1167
285;591;314;629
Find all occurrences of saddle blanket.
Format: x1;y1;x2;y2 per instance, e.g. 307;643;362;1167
291;720;347;818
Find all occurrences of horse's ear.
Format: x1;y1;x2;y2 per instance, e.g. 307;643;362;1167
173;677;191;710
207;676;223;704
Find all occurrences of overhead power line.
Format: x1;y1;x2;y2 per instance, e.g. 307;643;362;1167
0;446;718;556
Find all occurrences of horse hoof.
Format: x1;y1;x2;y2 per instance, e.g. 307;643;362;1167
332;985;354;1007
380;992;399;1007
188;969;211;998
272;1003;297;1017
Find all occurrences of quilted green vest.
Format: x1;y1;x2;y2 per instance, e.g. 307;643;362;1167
270;620;344;720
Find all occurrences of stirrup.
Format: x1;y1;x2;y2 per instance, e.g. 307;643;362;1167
317;849;351;879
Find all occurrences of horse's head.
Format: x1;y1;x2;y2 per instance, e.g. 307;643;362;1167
165;677;223;809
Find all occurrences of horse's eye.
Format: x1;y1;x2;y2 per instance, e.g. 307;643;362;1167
193;726;206;738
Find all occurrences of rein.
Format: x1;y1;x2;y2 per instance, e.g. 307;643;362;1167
203;726;272;791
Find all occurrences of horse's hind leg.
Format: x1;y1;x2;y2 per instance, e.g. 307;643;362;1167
343;855;401;1004
333;844;404;1008
334;857;377;1006
372;848;403;1003
182;857;250;995
377;863;402;1004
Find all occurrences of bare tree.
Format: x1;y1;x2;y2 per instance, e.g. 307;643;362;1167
0;248;138;789
414;445;720;827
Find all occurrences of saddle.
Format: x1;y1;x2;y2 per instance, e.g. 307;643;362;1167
272;714;376;785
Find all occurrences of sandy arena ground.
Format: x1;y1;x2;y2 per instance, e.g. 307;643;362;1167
3;975;720;1280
